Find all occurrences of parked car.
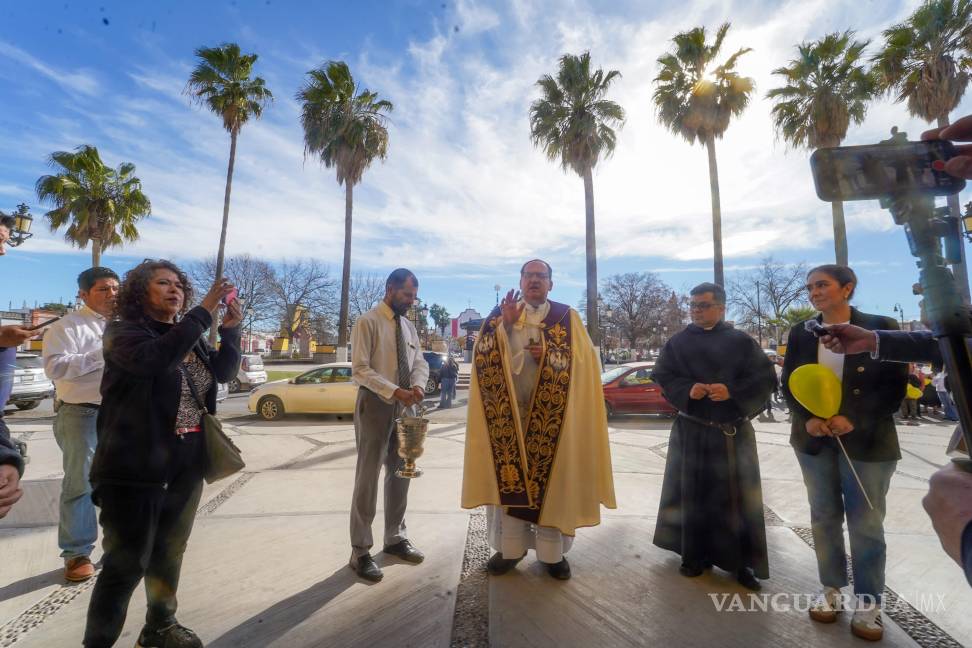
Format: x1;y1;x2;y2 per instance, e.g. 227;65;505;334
601;361;676;418
423;351;448;395
6;353;55;411
248;362;356;421
230;354;267;393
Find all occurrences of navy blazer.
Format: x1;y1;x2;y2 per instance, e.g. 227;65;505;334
781;308;908;462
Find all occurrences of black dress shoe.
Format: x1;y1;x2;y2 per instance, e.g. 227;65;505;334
679;561;704;577
545;558;571;580
486;551;525;575
737;567;761;591
383;539;425;564
350;555;383;582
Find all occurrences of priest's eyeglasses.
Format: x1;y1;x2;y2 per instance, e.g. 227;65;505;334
521;272;550;280
689;301;719;311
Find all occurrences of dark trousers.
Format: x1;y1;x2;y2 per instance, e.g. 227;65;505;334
83;435;204;648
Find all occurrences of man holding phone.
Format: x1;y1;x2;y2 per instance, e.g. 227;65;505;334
42;267;119;582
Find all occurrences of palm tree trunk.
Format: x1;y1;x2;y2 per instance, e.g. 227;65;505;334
938;115;971;305
705;135;725;287
832;200;849;266
210;130;238;344
337;182;353;361
583;166;600;351
91;238;102;267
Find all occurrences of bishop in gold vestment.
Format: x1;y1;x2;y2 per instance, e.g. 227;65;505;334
461;260;616;580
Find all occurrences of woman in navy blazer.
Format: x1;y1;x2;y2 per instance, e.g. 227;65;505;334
781;265;907;642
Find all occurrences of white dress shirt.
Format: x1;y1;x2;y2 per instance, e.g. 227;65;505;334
817;320;849;381
351;301;430;404
42;305;108;405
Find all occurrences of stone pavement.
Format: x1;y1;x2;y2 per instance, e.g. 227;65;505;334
1;409;970;647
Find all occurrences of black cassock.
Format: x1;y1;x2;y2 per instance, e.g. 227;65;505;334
651;321;777;579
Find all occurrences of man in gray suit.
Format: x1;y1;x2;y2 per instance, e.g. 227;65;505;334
349;268;430;581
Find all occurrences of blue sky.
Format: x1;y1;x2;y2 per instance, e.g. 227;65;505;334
2;0;970;325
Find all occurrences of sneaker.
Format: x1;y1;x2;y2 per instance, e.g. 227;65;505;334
851;605;884;641
808;586;842;623
64;556;95;582
135;623;203;648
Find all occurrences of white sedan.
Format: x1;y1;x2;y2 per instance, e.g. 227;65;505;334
248;362;357;420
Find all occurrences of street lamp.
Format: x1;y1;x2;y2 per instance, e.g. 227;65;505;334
893;303;905;327
4;203;34;247
494;284;501;306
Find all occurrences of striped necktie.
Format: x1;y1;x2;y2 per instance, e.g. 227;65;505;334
394;314;411;388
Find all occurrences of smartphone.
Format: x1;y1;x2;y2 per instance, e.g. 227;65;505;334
25;317;61;331
810;140;966;202
222;288;238;305
803;320;829;338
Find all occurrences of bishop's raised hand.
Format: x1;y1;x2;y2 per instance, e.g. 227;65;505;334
500;289;524;329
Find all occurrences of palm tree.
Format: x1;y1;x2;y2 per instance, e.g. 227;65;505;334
873;0;972;301
653;23;754;287
530;52;625;347
185;42;273;340
766;32;877;266
297;61;392;359
35;145;151;266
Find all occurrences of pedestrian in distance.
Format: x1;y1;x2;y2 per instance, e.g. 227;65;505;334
42;266;119;582
652;282;776;592
781;265;907;642
83;260;242;648
438;355;458;409
348;268;429;582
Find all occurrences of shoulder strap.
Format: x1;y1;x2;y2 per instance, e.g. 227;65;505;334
180;364;210;415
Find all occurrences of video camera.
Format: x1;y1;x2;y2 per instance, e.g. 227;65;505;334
809;131;972;468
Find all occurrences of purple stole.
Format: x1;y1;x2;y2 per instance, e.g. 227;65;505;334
474;301;573;523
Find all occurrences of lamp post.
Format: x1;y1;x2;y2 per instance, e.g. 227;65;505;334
893;303;905;328
755;280;763;347
494;284;501;306
603;306;613;363
4;203;34;247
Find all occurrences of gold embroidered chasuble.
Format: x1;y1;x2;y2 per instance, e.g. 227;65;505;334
461;300;616;535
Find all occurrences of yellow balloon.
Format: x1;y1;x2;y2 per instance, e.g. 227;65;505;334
907;384;923;400
788;364;842;419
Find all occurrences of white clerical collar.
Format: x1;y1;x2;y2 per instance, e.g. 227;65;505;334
523;300;548;313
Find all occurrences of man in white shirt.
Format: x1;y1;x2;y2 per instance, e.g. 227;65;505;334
43;267;119;582
349;268;430;582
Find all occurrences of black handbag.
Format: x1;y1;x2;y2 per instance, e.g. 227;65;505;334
182;364;245;484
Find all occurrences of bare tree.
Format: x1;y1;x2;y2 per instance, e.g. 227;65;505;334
728;256;808;344
600;272;672;348
348;272;385;328
187;254;276;336
265;260;339;343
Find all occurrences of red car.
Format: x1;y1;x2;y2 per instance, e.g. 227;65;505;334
601;362;677;417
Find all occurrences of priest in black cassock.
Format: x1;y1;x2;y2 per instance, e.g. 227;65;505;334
651;282;777;591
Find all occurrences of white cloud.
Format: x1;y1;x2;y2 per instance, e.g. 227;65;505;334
0;39;99;96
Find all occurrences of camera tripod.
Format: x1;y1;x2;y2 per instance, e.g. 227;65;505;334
882;191;972;471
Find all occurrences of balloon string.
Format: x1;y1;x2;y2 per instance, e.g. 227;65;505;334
835;436;875;511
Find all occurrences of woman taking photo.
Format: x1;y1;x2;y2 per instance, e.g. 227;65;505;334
83;260;241;648
781;265;907;643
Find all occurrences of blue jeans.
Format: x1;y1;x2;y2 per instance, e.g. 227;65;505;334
938;390;959;421
795;446;895;601
53;403;99;559
439;377;455;408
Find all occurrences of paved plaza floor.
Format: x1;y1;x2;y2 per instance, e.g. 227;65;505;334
1;396;970;647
